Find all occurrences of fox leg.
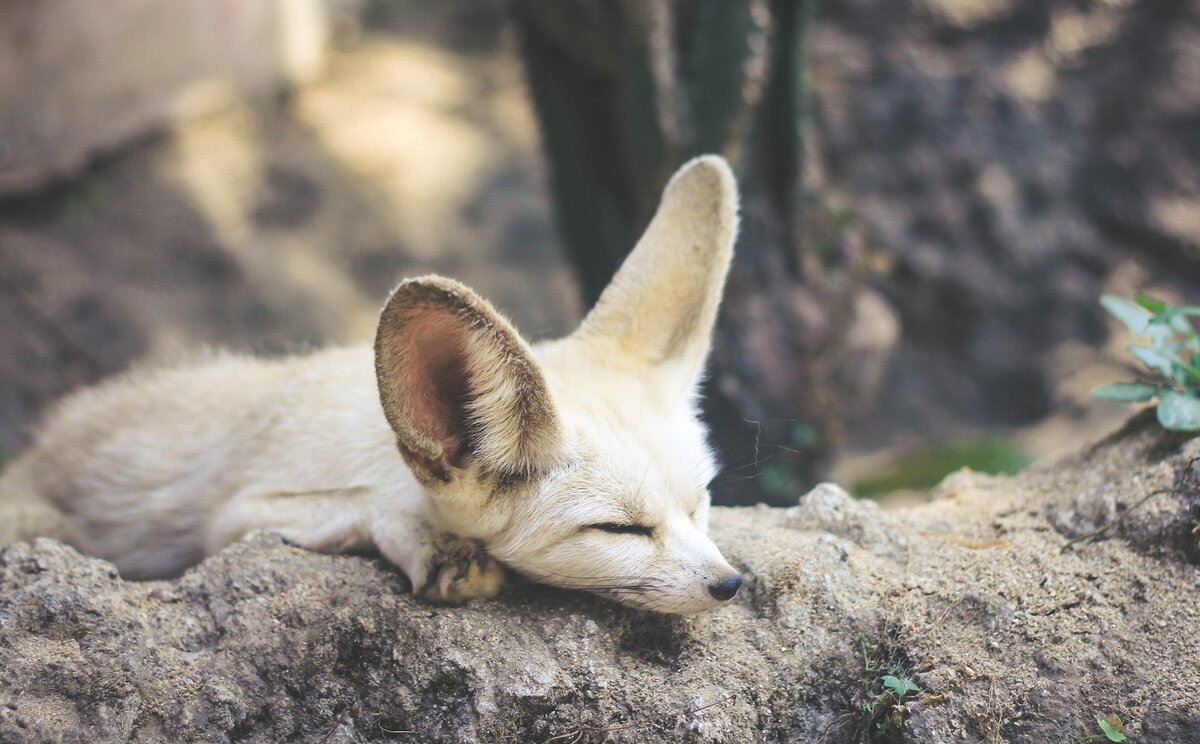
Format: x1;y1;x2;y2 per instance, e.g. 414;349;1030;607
209;493;502;602
369;517;438;595
366;524;504;603
209;491;436;591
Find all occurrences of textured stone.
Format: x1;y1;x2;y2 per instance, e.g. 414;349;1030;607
1;413;1197;742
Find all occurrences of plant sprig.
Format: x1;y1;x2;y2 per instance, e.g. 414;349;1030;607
1073;714;1129;743
850;632;923;742
1094;295;1200;431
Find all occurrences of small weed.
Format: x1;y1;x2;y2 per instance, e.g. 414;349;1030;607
848;632;922;743
1095;294;1200;431
851;439;1032;498
1071;714;1129;743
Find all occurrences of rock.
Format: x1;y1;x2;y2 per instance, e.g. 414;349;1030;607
784;482;907;560
1;415;1198;742
0;0;357;195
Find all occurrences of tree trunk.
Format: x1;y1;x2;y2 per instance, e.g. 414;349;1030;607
511;0;897;505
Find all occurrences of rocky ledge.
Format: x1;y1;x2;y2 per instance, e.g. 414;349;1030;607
1;412;1198;743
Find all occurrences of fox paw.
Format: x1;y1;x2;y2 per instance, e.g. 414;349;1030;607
425;537;505;604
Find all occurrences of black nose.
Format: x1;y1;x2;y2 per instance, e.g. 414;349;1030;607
707;574;742;601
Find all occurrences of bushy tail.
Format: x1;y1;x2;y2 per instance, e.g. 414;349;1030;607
0;457;68;545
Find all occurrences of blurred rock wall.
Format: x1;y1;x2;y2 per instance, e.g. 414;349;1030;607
0;0;356;195
813;0;1200;446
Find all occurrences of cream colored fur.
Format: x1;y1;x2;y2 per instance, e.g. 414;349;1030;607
0;155;742;614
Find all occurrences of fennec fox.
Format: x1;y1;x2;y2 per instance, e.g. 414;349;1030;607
0;156;743;614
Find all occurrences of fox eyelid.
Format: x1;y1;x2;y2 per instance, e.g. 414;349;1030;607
588;522;654;537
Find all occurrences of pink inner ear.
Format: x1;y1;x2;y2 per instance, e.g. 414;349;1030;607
398;308;473;462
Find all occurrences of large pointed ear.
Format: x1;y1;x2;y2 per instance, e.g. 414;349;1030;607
374;276;562;485
571;155;738;391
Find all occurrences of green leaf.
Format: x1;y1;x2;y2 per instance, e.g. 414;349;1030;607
1150;306;1200;337
1102;295;1153;337
1178;360;1200;386
1092;383;1158;402
881;675;920;697
1096;717;1127;742
1157;390;1200;431
1130;345;1178;379
1135;294;1168;314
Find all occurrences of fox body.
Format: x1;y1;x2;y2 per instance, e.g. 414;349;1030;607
0;156;743;614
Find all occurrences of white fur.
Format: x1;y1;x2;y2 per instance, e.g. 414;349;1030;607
0;155;742;614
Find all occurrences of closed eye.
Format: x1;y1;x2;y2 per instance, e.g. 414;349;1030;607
588;522;654;537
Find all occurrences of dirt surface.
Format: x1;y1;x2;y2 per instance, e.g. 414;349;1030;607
1;411;1197;743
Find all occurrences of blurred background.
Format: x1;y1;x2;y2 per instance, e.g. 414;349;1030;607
0;0;1197;507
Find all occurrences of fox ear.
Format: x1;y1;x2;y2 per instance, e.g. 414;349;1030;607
374;277;562;484
571;155;738;392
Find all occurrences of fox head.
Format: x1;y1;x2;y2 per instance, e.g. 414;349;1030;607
374;156;741;613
